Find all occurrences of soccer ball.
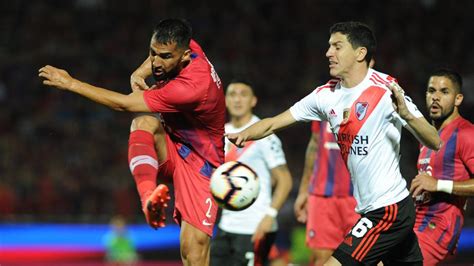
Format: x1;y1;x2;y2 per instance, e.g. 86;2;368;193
210;161;260;211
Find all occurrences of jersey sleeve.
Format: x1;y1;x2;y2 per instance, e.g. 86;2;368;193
392;94;424;126
459;124;474;176
261;134;287;169
289;90;325;122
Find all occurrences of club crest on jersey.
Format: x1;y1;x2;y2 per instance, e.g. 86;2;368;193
355;102;369;120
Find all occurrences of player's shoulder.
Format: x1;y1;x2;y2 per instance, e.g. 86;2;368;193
368;69;397;87
456;117;474;137
314;79;339;94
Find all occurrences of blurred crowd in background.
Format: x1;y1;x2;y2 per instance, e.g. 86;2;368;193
1;0;473;230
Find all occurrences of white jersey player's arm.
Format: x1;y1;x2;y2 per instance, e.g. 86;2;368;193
294;132;318;223
226;110;297;147
251;163;293;242
387;82;441;151
270;164;293;213
404;116;441;151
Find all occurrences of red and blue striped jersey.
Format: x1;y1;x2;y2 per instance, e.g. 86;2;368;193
143;40;226;167
415;117;474;249
309;121;353;197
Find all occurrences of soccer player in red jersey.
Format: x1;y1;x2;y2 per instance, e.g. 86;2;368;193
410;69;474;265
294;121;359;265
39;19;226;265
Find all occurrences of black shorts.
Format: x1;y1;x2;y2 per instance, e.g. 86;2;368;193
210;229;276;266
333;196;423;265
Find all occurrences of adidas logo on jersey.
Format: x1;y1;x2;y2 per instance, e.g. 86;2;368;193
344;236;353;247
329;109;337;117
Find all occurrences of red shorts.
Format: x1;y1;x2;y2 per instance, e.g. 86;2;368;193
306;195;359;250
414;211;463;265
158;134;218;237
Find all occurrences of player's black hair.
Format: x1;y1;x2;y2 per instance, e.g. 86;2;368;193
429;68;463;94
226;77;256;96
228;78;254;89
330;21;376;66
152;18;192;49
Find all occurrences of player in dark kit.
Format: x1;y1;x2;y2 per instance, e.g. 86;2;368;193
410;69;474;265
39;19;226;265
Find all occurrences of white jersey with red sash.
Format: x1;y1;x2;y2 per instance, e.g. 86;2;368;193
290;69;424;213
219;115;287;234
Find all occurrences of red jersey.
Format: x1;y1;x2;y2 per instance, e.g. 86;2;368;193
143;40;225;167
415;117;474;249
309;121;353;197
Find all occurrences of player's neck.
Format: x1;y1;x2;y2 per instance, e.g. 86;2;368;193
432;109;460;130
340;66;369;88
231;113;253;128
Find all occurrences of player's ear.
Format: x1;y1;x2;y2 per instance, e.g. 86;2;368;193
181;49;192;62
454;93;464;107
356;47;367;63
251;96;257;108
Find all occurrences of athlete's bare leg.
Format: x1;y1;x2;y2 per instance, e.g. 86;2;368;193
180;221;211;266
323;256;342;266
312;248;334;266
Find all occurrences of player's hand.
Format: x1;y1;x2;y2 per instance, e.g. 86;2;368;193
387;81;413;121
38;65;77;90
130;73;150;92
225;132;248;148
410;172;437;197
251;215;273;242
294;192;308;223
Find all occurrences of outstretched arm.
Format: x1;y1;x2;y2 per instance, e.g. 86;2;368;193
39;65;151;113
226;110;297;147
387;82;441;151
294;132;318;223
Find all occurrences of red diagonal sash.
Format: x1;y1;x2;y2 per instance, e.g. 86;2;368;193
338;86;386;163
225;141;255;162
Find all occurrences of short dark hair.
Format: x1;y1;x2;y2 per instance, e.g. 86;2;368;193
329;21;376;65
227;78;256;95
429;68;463;93
229;78;254;89
152;19;192;49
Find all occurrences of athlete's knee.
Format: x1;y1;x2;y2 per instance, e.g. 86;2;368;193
181;228;210;265
130;115;162;133
181;232;209;263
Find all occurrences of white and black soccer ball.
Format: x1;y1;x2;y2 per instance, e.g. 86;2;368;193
210;161;259;211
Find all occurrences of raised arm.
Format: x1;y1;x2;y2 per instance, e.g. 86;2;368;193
226;109;297;147
39;65;151;113
294;132;318;223
130;56;152;91
387;82;441;151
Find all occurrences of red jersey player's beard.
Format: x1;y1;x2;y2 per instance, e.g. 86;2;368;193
153;66;180;82
429;103;454;123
